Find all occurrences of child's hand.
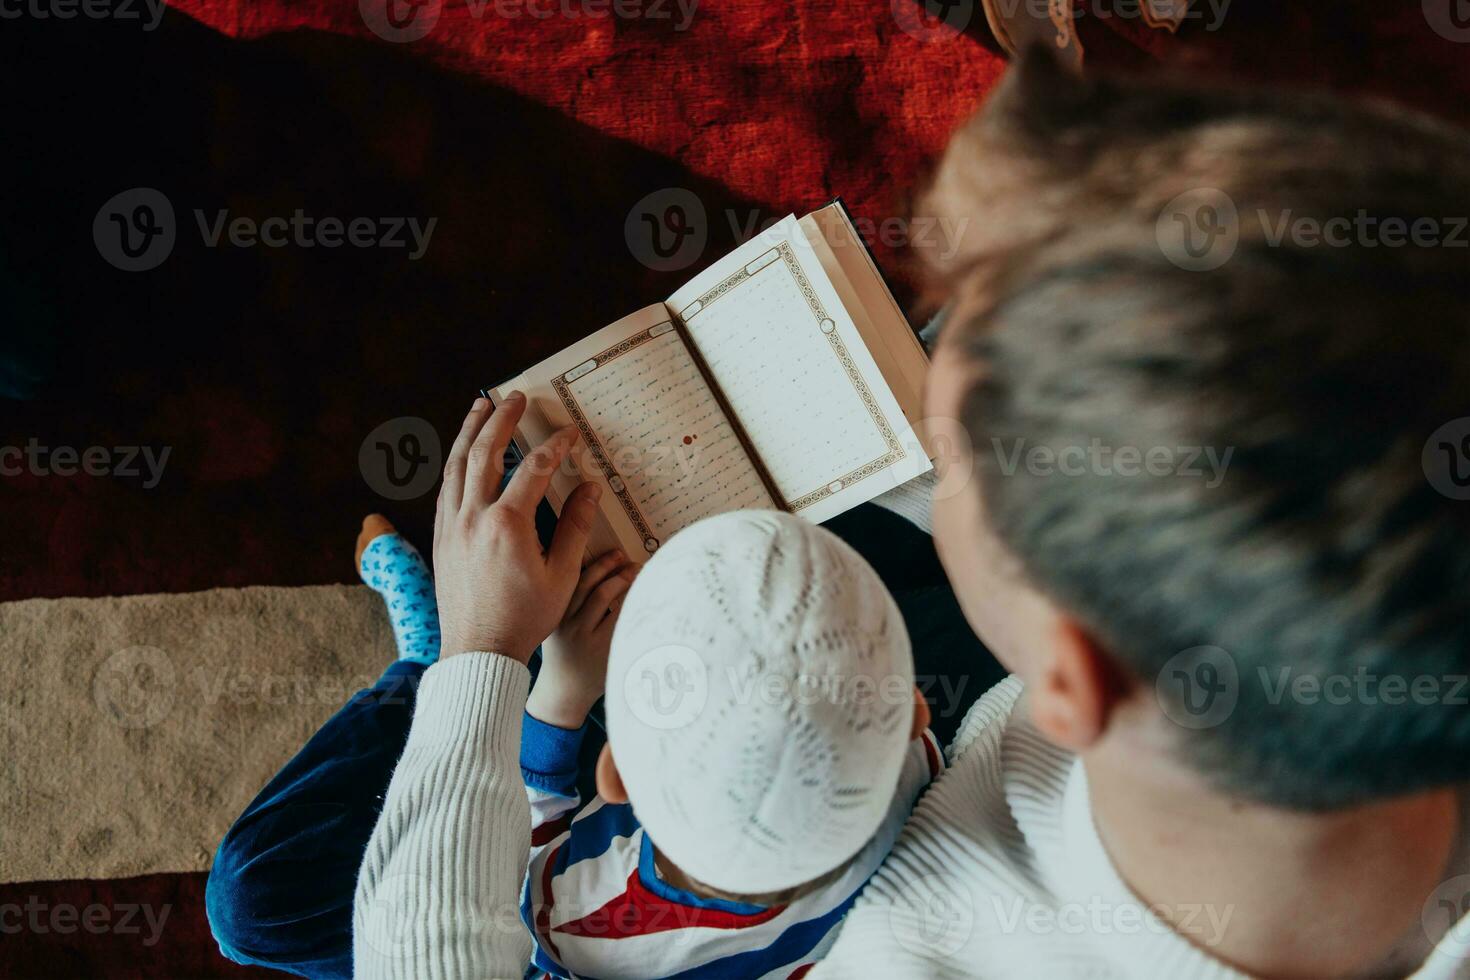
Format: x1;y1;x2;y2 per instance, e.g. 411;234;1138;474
526;549;638;730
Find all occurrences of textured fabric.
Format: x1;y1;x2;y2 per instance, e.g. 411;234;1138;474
811;679;1470;980
353;652;535;980
870;471;936;535
607;510;917;894
206;659;428;979
519;712;944;980
158;0;1001;259
358;532;442;665
0;583;397;887
2;3;1003;613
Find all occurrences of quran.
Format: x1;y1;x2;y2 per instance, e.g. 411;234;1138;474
488;203;934;559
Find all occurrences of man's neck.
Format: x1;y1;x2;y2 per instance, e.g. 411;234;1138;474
1084;751;1460;979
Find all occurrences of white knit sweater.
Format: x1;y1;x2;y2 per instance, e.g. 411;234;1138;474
353;653;533;980
352;602;1470;980
811;678;1470;980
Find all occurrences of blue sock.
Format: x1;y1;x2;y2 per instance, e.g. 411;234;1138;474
359;533;441;666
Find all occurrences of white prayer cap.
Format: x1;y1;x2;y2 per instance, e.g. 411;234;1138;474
605;509;914;895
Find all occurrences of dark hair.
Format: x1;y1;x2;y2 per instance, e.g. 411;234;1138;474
925;48;1470;810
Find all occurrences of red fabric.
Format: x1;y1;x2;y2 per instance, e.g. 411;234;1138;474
532;813;575;847
160;0;1005;224
535;842;568;964
2;2;1001;607
553;867;786;938
922;729;942;779
1075;1;1470;128
0;874;274;979
7;2;1470;978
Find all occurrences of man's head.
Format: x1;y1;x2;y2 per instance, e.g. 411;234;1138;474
599;510;925;896
923;48;1470;811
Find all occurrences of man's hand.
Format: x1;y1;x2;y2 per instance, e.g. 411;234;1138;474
526;550;638;729
433;394;604;664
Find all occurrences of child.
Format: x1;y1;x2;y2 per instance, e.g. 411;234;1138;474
517;510;943;979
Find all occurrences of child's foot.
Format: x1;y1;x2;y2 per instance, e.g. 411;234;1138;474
356;514;441;666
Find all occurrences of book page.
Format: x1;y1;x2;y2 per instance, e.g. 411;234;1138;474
503;305;774;558
799;204;931;443
666;216;931;524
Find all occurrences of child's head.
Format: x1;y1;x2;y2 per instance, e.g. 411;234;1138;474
922;48;1470;810
599;510;923;898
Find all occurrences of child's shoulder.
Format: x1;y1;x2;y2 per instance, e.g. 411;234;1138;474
564;797;641;847
535;797;643;872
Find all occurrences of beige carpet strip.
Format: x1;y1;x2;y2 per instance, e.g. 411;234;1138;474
0;585;396;884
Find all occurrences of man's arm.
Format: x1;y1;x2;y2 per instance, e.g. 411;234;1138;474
353;653;533;979
352;394;605;980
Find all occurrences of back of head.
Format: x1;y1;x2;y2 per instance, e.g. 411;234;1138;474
605;510;914;895
925;48;1470;810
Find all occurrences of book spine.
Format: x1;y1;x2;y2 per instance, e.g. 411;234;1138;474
666;318;788;513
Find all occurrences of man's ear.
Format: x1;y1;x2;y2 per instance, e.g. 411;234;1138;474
910;684;932;741
595;743;629;804
1029;620;1130;752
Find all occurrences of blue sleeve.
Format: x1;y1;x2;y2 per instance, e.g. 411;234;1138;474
519;711;588;799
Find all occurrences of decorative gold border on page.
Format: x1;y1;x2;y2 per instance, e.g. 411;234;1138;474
550;325;672;554
678;242;905;512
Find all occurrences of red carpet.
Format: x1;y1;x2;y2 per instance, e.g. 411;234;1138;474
4;1;1470;975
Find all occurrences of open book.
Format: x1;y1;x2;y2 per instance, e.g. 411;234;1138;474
487;203;933;559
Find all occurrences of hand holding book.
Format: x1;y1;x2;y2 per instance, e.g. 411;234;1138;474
433;395;605;662
488;204;933;560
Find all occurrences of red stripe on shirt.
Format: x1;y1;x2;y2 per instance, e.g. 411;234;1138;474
922;731;941;779
555;867;786;939
535;841;567;963
532;814;573;847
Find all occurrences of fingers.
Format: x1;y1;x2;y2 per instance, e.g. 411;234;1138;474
442;398;495;513
463;392;526;509
500;426;580;516
577;565;635;626
547;481;604;576
607;564;638;616
568;549;627;618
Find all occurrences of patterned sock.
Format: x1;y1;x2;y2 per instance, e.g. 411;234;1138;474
358;532;441;666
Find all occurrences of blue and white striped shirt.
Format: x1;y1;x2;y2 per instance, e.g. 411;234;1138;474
518;714;943;980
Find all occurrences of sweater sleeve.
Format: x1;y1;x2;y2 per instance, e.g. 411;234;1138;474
520;712;588;850
353;652;534;980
